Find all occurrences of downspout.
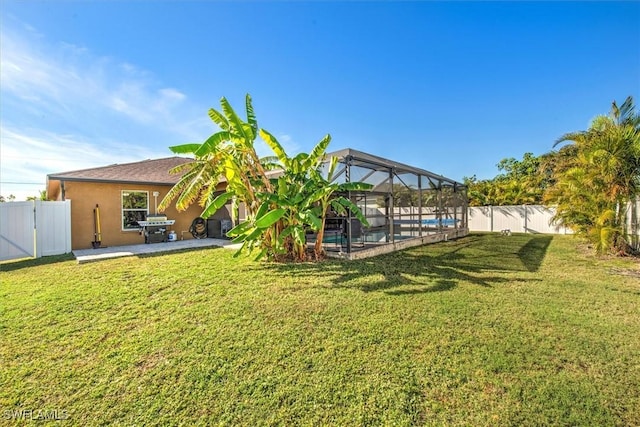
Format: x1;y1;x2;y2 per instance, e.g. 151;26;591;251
61;180;66;201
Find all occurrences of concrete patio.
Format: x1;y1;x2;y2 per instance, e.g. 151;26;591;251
73;238;241;264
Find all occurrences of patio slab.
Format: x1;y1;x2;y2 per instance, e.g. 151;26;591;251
73;238;241;264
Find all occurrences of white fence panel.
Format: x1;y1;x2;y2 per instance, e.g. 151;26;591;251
0;200;72;261
468;205;571;234
524;205;568;234
468;206;491;231
626;199;639;250
0;202;35;260
35;200;72;257
492;206;526;232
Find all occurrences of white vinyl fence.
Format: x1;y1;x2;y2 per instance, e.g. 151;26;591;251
468;205;571;234
0;200;72;261
625;199;640;250
469;203;640;250
1;201;637;261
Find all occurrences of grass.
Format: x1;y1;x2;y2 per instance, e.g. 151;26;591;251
1;233;639;426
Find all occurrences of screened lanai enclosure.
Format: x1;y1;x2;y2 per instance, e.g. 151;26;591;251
310;148;469;259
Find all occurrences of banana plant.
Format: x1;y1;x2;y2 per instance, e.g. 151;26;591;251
158;94;271;219
161;94;372;261
260;129;372;260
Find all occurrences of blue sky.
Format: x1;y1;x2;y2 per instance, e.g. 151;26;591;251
1;1;639;200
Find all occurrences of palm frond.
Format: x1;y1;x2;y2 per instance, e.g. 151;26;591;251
220;97;250;144
169;143;201;155
304;134;331;169
259;129;289;165
245;94;258;139
208;108;230;131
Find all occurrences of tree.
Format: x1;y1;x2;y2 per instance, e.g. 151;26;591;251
464;152;549;206
159;95;371;261
546;96;640;254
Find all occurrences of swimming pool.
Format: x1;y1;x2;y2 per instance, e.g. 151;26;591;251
394;218;458;226
317;229;433;245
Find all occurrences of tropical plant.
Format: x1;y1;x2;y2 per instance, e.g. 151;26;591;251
26;190;48;201
159;95;279;254
228;130;372;260
159;95;372;261
546;96;640;254
464;152;551;206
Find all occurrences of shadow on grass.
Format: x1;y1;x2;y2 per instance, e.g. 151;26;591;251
0;253;76;272
1;245;225;271
518;235;553;272
261;233;552;295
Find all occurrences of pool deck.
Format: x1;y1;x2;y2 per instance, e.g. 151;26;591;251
73;238;241;264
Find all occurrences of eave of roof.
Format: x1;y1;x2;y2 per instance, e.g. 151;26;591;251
47;157;193;185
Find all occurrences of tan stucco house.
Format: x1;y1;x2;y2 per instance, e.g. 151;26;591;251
46;157;230;250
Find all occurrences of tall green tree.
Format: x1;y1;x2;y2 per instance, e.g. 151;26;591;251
464;152;549;206
547;96;640;254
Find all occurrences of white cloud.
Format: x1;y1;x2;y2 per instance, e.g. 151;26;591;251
1;28;195;129
0;21;211;200
0;125;158;200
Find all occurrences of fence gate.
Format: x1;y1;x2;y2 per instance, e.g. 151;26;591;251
1;202;35;261
0;200;71;261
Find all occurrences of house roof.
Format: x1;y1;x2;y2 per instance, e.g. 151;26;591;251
47;157;193;185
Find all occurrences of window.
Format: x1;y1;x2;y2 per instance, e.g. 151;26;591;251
122;191;148;230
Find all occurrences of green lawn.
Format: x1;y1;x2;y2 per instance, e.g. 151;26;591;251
1;234;639;426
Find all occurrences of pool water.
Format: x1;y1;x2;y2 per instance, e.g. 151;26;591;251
394;218;458;226
318;230;420;245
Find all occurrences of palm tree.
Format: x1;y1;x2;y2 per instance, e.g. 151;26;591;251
548;96;640;253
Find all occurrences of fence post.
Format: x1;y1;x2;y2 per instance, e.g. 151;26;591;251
65;200;72;253
629;198;639;250
35;200;41;258
489;205;493;232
